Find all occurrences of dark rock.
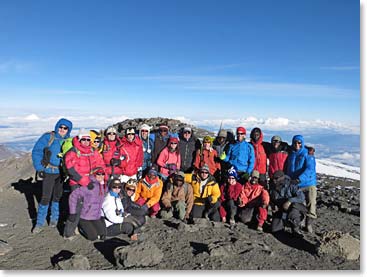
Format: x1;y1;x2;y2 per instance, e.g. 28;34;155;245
56;254;90;270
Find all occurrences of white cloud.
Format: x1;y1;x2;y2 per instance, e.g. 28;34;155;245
24;114;40;121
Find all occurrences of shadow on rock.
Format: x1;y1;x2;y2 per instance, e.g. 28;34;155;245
273;231;317;254
50;250;74;267
94;237;130;266
190;241;209;255
11;177;41;221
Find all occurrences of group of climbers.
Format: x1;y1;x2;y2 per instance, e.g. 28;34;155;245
31;119;317;241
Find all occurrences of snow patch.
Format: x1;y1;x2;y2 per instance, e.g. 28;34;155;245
317;159;360;181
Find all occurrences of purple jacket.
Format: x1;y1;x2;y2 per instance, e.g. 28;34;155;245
68;176;107;220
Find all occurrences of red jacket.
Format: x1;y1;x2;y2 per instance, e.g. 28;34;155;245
194;148;221;175
238;182;270;207
219;182;243;218
102;137;123;175
250;132;267;175
268;151;288;178
119;135;144;176
65;137;105;187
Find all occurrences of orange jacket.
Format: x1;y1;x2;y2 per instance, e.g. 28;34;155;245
134;176;163;208
193;148;221;175
238;182;270;207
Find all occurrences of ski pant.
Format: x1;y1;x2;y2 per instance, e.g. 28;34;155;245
301;186;317;219
191;201;221;222
136;197;161;217
79;218;106;241
238;198;268;227
220;199;238;220
106;222;135;237
40;173;63;205
271;202;307;233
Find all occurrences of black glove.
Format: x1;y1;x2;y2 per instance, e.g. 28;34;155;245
68;214;77;223
37;171;45;179
87;182;94;190
290;179;300;185
110;158;121;167
137;170;143;180
206;196;213;205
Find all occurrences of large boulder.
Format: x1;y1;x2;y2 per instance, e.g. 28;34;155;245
0;241;12;256
56;254;91;270
114;241;164;268
316;231;360;260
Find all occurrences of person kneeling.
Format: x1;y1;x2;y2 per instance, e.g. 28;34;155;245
269;170;307;237
160;171;194;222
237;170;269;232
102;179;139;241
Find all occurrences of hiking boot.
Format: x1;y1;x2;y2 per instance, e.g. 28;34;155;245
229;219;236;226
204;212;210;220
256;225;263;233
292;227;303;238
64;235;77;241
306;224;313;233
49;221;57;228
32;226;44;234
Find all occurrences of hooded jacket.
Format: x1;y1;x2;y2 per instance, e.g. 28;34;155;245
285;135;317;188
120;135;144;176
250;128;267;175
178;130;200;172
68;175;106;221
102;136;124;175
223;139;255;173
32;118;73;174
102;191;125;227
191;175;221;206
270;175;305;208
161;181;194;218
239;181;270;207
263;141;289;178
157;146;181;177
134;176;163;208
150;131;171;163
65;137;105;187
193;148;221;175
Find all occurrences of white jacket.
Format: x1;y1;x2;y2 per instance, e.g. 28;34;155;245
101;192;125;227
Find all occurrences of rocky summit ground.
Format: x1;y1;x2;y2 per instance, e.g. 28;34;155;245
0;158;360;270
0;118;361;270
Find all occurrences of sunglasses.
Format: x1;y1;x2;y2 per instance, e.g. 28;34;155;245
170;142;178;145
160;129;168;132
228;176;236;179
107;132;116;135
252;176;259;180
141;130;149;133
127;188;136;192
294;141;302;145
272;140;280;143
96;172;105;176
237;133;245;135
200;171;209;174
59;126;69;130
112;186;122;189
184;131;191;134
80;138;91;142
94;140;100;143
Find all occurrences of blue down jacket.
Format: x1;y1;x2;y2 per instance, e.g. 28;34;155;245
223;140;255;173
286;135;317;188
32;118;73;174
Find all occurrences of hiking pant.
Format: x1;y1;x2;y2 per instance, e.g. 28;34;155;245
78;218;106;241
301;186;317;219
271;203;307;233
238;198;267;227
191;202;221;222
160;200;187;220
223;199;238;220
40;173;63;205
136;197;161;217
106;222;135;237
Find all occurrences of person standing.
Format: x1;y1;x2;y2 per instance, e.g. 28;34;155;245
221;126;255;184
286;135;317;233
138;124;154;176
31;118;73;233
249;127;268;187
193;136;221;179
157;136;181;181
178;126;201;173
150;124;172;164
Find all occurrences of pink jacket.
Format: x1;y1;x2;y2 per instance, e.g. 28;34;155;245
157;147;181;176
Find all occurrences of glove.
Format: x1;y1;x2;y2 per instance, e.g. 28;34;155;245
137;167;143;179
110;158;121;167
141;204;149;213
290;179;300;185
68;214;77;223
37;171;45;179
87;182;94;190
282;201;291;211
219;152;227;160
120;155;126;161
206;196;213;205
165;203;172;209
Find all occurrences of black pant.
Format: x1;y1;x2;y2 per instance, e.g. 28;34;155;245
40;173;63;205
106;222;135;237
191;202;221;222
271;203;307;233
79;218;106;241
223;199;238;220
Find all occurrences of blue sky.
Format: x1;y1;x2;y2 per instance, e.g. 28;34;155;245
0;0;360;126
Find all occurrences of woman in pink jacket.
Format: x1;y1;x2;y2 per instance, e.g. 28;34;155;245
157;137;181;180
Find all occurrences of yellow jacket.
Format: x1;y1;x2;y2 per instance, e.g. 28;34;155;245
134;176;163;208
191;175;221;206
